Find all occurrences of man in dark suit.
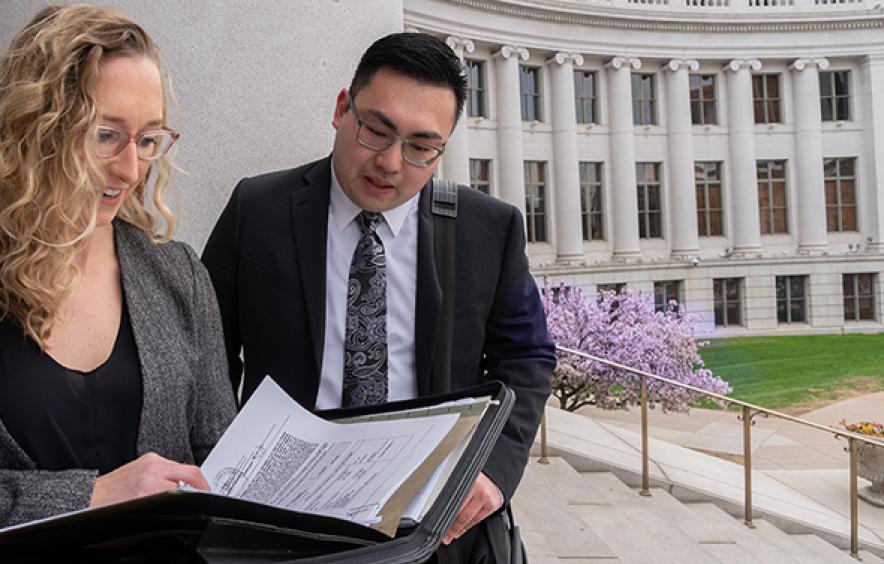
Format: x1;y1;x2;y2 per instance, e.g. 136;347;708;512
202;32;554;562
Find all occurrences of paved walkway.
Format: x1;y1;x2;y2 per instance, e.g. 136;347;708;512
575;391;884;470
538;392;884;553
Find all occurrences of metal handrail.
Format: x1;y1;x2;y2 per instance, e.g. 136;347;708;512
540;344;884;559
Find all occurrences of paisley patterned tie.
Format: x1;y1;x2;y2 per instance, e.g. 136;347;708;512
342;211;388;406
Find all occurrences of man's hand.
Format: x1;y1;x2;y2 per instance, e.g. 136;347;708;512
442;472;503;545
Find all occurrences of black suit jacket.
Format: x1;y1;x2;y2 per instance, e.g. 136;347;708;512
202;156;554;501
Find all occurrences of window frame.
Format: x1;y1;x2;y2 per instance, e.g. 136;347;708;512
713;278;743;327
654;280;682;312
824;157;857;233
776;275;808;324
464;59;488;119
524;160;548;243
519;65;542;122
574;70;599;125
631;73;657;126
695;161;724;237
752;74;782;124
636;162;663;239
579;161;604;241
819;70;851;122
689;74;717;125
843;273;876;322
469;158;492;195
757;160;789;235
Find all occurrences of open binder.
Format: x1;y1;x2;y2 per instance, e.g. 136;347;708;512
0;381;514;563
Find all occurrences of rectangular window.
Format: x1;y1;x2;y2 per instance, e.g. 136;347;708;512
753;74;781;124
469;159;491;195
713;278;743;327
519;66;542;121
636;162;663;238
689;74;717;125
597;283;626;294
579;162;604;241
631;73;656;125
820;70;850;122
464;59;487;118
843;273;876;321
757;160;788;235
824;157;857;232
654;280;682;312
574;70;599;124
695;161;723;237
776;275;807;323
524;161;547;242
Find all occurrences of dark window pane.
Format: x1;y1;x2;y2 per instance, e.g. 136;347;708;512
836;97;849;120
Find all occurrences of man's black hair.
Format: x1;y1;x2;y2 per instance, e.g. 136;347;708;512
349;32;466;127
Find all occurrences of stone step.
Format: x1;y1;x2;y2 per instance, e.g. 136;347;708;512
571;473;729;564
859;547;884;563
686;503;805;564
513;459;618;560
530;457;612;505
750;519;844;564
792;534;867;564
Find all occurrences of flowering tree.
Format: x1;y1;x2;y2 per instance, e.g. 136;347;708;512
541;285;731;412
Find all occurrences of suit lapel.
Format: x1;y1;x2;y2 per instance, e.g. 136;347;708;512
415;184;443;396
291;157;331;376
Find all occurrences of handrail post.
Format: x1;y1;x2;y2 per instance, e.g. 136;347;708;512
640;375;651;496
849;437;859;559
538;411;549;465
742;406;754;528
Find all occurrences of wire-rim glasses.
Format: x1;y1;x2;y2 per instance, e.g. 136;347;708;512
95;124;180;161
348;99;445;168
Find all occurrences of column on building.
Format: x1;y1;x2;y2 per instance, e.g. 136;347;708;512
861;54;884;252
790;57;830;253
605;56;642;259
724;59;763;254
493;45;529;217
663;58;701;257
548;52;585;262
443;36;474;186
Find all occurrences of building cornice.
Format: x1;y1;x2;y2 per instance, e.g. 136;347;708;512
441;0;884;33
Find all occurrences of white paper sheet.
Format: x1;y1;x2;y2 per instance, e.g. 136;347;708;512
200;377;459;525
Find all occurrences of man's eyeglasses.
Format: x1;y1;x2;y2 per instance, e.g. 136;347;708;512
349;99;445;168
95;124;180;161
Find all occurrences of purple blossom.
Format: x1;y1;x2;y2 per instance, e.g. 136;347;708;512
541;284;732;413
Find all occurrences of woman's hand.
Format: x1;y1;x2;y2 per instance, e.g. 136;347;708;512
89;452;210;507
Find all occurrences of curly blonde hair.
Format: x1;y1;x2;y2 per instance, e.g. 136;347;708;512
0;4;176;348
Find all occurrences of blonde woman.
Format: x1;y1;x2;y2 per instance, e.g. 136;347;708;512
0;4;235;526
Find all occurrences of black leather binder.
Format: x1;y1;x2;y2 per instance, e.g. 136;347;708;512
0;381;514;563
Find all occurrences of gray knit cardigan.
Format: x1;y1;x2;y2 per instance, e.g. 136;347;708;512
0;221;237;527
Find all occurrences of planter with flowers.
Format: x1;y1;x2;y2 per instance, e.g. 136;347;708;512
841;420;884;507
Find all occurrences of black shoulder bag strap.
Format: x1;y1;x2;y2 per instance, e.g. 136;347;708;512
430;178;458;396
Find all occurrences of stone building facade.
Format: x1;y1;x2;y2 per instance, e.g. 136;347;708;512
406;0;884;336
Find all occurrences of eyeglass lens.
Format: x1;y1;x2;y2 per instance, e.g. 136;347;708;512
96;127;176;160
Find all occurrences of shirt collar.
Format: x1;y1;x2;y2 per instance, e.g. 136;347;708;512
329;166;419;237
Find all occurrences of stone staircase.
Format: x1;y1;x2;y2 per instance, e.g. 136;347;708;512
512;457;884;563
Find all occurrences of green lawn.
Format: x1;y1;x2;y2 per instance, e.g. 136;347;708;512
698;334;884;412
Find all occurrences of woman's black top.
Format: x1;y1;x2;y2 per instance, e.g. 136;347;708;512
0;303;142;475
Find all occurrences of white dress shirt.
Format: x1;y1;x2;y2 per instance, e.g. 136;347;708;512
315;169;419;409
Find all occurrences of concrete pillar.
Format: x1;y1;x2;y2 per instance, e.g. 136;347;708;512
493;45;529;216
442;35;474;186
723;59;763;254
861;55;884;252
605;56;642;259
663;58;701;257
789;57;830;253
548;52;585;262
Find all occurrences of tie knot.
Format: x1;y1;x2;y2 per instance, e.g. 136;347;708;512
357;211;382;234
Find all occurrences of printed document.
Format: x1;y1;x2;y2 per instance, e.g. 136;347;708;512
200;377;459;529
